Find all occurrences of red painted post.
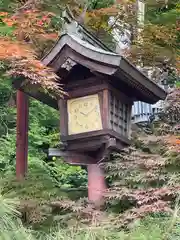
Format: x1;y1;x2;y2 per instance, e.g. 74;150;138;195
16;90;29;179
87;164;106;205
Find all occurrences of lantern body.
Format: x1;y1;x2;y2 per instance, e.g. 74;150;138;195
59;77;132;154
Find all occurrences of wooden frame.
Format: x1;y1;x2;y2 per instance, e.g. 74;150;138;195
58;76;132;153
13;14;167;167
42;34;166;104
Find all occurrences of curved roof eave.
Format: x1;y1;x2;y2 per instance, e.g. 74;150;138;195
114;58;167;102
42;33;121;67
42;33;167;104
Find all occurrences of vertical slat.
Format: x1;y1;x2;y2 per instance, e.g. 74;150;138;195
102;89;109;129
119;101;123;135
122;104;125;136
98;91;104;129
113;94;116;131
58;99;68;137
110;93;112;129
109;91;131;138
127;104;132;138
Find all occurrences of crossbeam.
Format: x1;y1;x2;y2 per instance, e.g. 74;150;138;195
48;148;96;165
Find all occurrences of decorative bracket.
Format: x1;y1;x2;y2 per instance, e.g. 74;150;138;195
48;148;96;165
96;137;116;164
48;137;116;165
61;58;77;71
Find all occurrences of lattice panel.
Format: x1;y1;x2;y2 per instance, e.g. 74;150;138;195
110;92;130;137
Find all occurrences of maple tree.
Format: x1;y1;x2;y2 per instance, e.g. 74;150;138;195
0;0;178;84
0;10;64;97
0;1;125;96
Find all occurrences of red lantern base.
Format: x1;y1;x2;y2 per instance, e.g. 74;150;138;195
88;164;106;205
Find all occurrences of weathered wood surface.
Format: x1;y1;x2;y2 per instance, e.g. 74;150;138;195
16;91;29;178
42;33;166;104
48;148;96;165
48;137;117;164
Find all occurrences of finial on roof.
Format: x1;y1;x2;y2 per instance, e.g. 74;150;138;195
62;6;82;37
77;4;88;25
62;6;75;23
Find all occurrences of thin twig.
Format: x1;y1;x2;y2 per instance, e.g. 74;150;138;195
13;0;41;16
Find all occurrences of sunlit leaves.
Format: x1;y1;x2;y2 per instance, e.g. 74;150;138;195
88;0;114;10
0;38;35;60
0;12;15;37
0;10;64;97
8;59;64;97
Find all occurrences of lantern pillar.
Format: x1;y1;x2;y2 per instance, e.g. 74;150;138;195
88;164;106;205
16;90;29;179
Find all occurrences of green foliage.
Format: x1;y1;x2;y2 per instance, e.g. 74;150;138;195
0;0;88;201
0;24;15;37
1;187;180;239
146;0;179;24
0;0;179;236
0;0;18;12
0;156;87;230
0;13;15;37
131;0;178;67
88;0;115;10
0;68;87;187
103;124;180;225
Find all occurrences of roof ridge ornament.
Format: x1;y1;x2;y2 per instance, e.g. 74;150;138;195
62;6;83;39
62;6;75;24
61;6;110;50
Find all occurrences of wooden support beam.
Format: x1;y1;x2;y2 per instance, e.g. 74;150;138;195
48;140;115;205
96;137;116;164
48;148;96;165
16;90;29;179
48;138;116;204
88;164;106;206
13;79;58;109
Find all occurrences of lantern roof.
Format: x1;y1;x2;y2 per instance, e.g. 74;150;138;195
41;9;166;106
15;8;167;108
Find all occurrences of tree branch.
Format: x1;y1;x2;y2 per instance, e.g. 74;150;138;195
13;0;41;16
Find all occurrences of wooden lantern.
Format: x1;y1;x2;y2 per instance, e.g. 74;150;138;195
59;76;133;156
13;9;167;203
14;13;167;165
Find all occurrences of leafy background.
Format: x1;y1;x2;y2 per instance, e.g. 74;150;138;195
0;0;179;239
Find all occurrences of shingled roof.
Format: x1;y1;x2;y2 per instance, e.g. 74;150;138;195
15;8;167;108
42;8;167;105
